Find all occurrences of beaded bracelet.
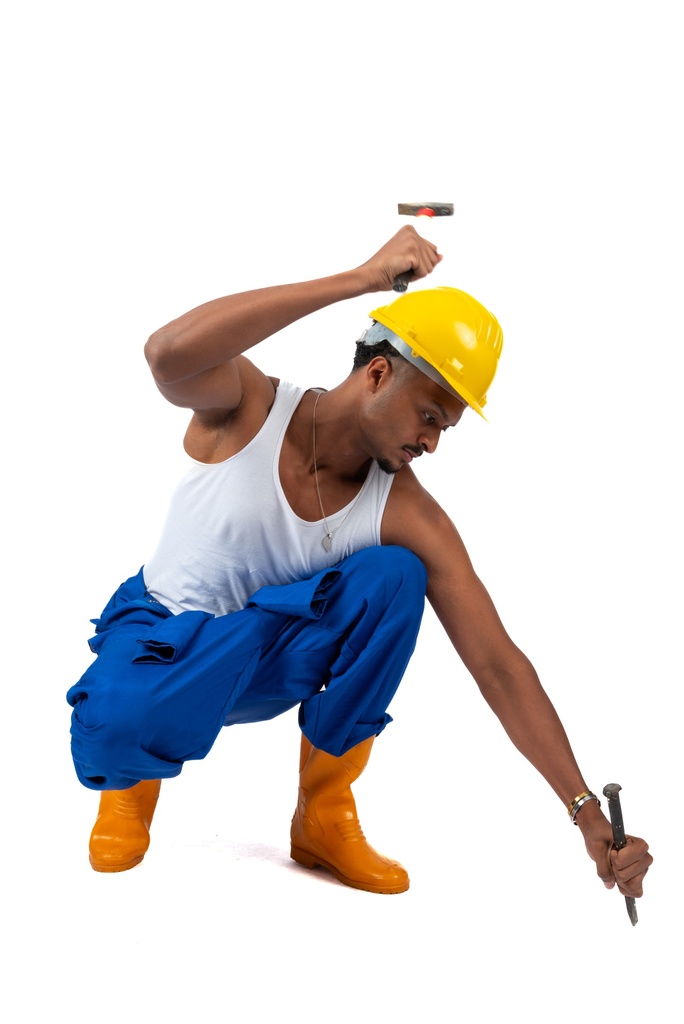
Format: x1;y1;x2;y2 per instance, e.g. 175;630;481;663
568;791;601;824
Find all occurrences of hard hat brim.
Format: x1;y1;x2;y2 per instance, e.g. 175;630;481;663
360;320;488;419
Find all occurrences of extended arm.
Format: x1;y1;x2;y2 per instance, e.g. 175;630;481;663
384;481;652;897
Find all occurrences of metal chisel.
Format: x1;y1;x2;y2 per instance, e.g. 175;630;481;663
602;783;638;926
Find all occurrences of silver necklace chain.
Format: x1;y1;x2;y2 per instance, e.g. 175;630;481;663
312;390;361;552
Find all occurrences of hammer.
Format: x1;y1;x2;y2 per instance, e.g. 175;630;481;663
393;202;454;292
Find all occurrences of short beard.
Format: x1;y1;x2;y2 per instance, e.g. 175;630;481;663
376;456;402;476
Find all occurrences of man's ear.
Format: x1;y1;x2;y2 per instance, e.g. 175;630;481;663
365;355;393;391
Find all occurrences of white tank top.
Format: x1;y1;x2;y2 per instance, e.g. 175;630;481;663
143;381;394;616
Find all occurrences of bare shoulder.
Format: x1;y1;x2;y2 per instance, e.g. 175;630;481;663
381;468;474;580
382;468;516;670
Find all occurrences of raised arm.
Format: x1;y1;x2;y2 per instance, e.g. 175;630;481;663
144;226;442;412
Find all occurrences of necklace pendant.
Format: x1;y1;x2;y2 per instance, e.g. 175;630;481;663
323;533;333;552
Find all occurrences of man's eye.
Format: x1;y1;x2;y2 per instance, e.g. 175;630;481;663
424;413;435;424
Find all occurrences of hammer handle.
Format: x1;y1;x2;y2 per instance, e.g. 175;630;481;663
393;212;434;292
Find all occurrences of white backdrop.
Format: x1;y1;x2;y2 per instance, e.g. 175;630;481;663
2;2;681;1021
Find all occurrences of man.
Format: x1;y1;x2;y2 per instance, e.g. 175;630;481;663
68;225;652;898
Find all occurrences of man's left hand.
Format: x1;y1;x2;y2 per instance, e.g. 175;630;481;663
575;800;653;897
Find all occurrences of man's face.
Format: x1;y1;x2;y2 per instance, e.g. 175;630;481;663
361;359;467;475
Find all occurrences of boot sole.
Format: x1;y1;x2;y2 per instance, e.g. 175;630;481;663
89;853;145;873
290;844;409;895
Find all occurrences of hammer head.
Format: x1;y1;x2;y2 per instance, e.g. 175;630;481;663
398;202;454;217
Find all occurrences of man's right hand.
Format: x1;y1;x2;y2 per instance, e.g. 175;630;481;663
358;225;443;293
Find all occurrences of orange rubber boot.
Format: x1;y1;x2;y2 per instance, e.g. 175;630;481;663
89;780;162;873
290;735;409;894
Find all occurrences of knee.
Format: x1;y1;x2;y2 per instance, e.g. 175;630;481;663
343;546;427;598
69;686;154;790
382;545;428;588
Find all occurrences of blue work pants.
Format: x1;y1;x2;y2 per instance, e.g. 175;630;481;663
67;547;427;791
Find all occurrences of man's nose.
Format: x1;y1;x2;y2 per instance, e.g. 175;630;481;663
418;429;440;455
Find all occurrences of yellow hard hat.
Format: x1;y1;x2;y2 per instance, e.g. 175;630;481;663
365;287;503;418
